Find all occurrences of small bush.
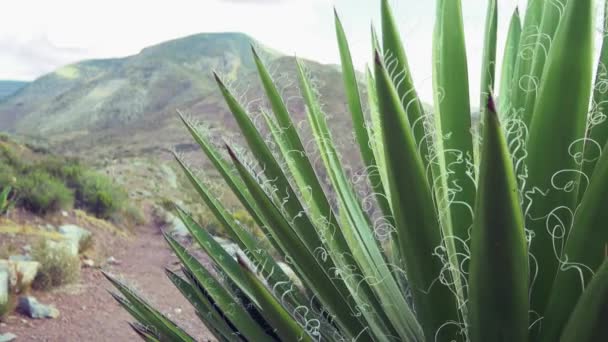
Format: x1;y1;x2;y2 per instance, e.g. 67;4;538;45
31;239;80;290
0;292;15;321
0;163;17;188
38;157;84;187
38;158;129;219
115;203;146;228
232;209;255;230
78;234;94;254
0;144;23;170
0;240;18;259
1;140;135;222
16;170;74;214
76;171;127;219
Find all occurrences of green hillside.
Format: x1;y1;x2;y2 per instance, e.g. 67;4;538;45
0;32;356;164
0;80;29;100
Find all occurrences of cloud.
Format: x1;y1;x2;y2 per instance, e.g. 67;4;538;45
221;0;285;3
0;35;94;80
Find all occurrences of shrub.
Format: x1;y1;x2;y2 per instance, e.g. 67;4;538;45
232;209;255;229
0;292;15;321
78;234;94;254
117;203;146;228
16;170;74;214
0;163;17;188
31;239;80;290
76;171;127;219
37;158;130;220
0;144;23;170
1;139;135;221
0;240;18;260
38;157;84;188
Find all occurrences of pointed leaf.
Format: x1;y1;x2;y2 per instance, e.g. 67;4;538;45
498;8;522;116
560;258;608;342
525;0;594;316
375;52;460;342
468;97;528;342
541;131;608;341
236;255;313;342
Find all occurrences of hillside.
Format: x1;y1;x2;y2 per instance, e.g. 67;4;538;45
0;81;29;100
0;32;355;164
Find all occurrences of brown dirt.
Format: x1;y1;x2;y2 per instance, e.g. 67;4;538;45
1;220;215;341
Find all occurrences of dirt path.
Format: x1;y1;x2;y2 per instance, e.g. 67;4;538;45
2;224;214;341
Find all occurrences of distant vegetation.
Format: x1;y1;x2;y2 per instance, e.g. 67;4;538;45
0;80;28;100
0;134;139;224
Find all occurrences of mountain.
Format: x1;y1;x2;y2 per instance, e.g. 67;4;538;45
0;80;29;100
0;32;355;164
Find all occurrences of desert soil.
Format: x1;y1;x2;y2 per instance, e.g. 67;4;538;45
1;222;214;341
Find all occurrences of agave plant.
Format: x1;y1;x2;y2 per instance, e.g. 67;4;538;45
0;186;11;215
106;0;608;341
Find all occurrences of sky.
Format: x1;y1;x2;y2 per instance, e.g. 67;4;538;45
1;0;527;102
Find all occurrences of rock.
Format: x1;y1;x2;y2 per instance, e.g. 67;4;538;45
212;236;231;245
213;236;240;258
174;308;182;314
61;211;69;217
0;333;17;342
8;255;32;262
152;205;190;238
221;242;240;259
211;237;256;270
17;296;59;319
168;214;189;238
0;259;40;290
82;259;95;268
0;269;8;310
58;224;92;253
106;256;120;266
22;244;32;253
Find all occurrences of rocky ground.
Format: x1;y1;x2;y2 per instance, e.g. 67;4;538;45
0;210;214;341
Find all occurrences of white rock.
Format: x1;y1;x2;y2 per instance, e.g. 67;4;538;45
0;259;40;290
106;256;120;265
0;269;8;310
17;296;60;319
169;215;189;238
0;333;17;342
212;236;239;258
8;255;31;262
82;259;95;268
58;224;91;253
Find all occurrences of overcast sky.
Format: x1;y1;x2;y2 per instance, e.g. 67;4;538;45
1;0;527;102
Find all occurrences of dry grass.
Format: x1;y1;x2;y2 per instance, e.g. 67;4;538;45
31;239;80;291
